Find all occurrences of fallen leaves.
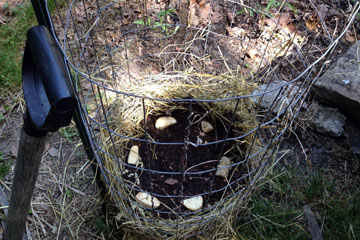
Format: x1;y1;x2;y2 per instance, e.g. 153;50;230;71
345;31;356;43
226;26;245;37
248;48;259;59
261;12;292;29
259;12;296;35
305;13;320;31
188;0;211;26
211;11;222;23
197;0;210;19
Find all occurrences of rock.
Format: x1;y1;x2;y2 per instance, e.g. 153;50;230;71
252;80;306;114
155;116;177;130
127;145;140;165
48;147;59;158
311;105;346;137
201;121;214;133
314;41;360;122
183;196;203;211
215;156;231;178
136;192;160;209
10;144;18;158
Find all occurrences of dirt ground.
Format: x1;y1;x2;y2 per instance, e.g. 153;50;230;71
0;110;104;239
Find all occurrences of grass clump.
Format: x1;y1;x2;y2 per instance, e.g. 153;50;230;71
0;0;64;91
0;3;36;90
236;167;360;239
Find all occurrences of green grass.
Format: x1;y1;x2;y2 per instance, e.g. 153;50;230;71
0;151;11;180
0;3;37;90
0;0;63;91
236;167;360;239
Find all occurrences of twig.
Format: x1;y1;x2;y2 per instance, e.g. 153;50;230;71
291;130;310;166
47;179;86;197
185;109;212;130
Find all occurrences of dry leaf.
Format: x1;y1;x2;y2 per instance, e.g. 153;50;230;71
164;178;178;185
115;212;124;221
248;48;258;59
226;26;245;37
305;13;319;31
83;81;92;90
284;23;296;35
198;0;211;20
263;12;291;29
211;11;222;23
226;11;236;24
0;12;6;24
345;32;356;43
188;5;199;26
188;0;211;26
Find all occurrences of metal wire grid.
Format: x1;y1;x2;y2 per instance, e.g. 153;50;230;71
44;0;359;237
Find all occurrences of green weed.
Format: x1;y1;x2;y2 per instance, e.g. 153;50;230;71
59;126;78;142
0;113;5;123
66;189;73;198
133;9;178;35
236;1;296;18
94;218;107;234
236;167;360;239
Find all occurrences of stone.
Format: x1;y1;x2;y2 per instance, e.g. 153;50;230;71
252;80;306;114
311;105;346;137
155;116;177;130
48;147;59;158
201;121;214;133
215;156;231;178
314;41;360;122
136;192;160;209
10;144;18;158
183;196;203;211
127;145;140;165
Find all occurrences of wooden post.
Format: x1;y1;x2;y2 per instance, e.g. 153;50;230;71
177;0;189;43
4;128;47;240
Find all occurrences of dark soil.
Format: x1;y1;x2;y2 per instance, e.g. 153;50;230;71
124;104;248;217
279;111;360;176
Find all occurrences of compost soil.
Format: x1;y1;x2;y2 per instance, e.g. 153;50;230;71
124;105;247;217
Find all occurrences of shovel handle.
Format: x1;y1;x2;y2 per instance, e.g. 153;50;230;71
4;127;46;240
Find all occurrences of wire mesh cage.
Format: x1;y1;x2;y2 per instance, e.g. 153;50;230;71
42;0;359;238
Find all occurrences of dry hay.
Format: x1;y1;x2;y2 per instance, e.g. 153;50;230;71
98;77;265;239
89;34;271;238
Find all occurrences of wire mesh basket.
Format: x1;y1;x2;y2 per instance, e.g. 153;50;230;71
43;0;359;238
